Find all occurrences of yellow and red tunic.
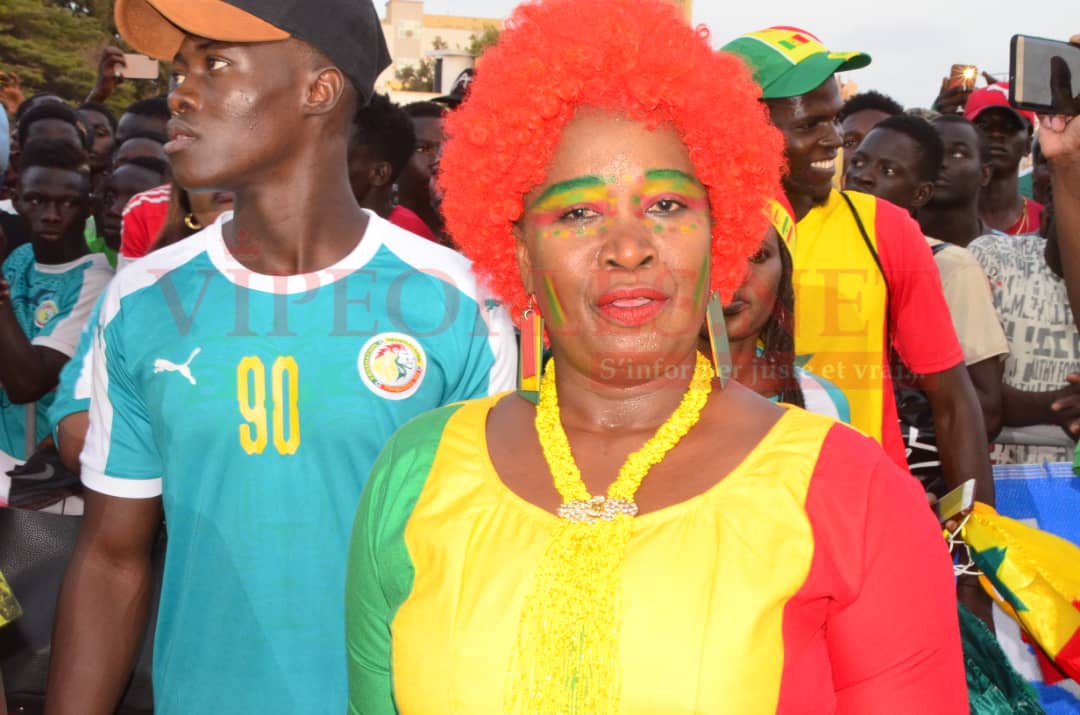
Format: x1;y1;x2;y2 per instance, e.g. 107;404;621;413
346;394;967;714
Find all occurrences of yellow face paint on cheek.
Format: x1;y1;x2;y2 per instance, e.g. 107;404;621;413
545;224;604;240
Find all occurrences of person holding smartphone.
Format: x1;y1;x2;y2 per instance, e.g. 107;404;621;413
1038;34;1080;329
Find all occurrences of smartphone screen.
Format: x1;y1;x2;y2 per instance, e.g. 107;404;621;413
121;53;160;80
948;64;977;91
935;478;975;524
1010;34;1080;113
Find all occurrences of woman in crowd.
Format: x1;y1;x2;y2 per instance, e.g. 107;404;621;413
345;0;966;713
704;197;850;421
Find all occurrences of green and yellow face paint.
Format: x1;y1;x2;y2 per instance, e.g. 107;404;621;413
639;170;708;212
525;169;709;240
540;273;568;328
527;176;612;225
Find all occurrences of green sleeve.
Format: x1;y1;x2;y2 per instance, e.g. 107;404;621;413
345;403;464;714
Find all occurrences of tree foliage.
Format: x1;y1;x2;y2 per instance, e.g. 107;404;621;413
393;36;453;93
0;0;160;116
394;60;436;92
466;26;500;58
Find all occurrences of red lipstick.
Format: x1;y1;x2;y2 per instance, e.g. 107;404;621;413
596;287;670;327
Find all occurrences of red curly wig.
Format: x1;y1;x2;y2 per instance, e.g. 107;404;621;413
439;0;784;321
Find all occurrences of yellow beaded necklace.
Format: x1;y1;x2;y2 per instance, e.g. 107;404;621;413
506;351;714;714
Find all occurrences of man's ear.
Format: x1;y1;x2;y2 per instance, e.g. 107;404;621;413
980;162;993;188
371;160;393;188
911;180;935;209
303;66;347;117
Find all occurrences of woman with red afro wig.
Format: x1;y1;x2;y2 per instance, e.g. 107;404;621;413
346;0;965;713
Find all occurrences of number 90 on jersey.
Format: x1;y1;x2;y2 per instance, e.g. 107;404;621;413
237;356;301;456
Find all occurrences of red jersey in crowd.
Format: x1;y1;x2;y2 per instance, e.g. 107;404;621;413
120;184;171;262
388;205;437;242
1003;197;1043;236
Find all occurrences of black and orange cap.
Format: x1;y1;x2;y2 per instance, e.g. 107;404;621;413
115;0;391;101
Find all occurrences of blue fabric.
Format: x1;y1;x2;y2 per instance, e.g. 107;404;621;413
0;245;106;457
992;463;1080;714
47;292;104;440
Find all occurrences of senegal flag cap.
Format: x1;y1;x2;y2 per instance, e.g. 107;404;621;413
722;26;871;100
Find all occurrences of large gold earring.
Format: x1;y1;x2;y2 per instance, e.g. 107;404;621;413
517;298;544;404
183;213;203;231
705;291;731;389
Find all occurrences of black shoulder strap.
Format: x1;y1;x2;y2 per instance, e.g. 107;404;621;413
931;242;949;256
839;191;891;351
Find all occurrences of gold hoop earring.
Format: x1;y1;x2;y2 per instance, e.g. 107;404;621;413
183;213;203;231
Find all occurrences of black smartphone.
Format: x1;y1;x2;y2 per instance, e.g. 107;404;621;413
1010;34;1080;114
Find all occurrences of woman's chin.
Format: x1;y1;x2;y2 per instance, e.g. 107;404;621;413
552;335;700;387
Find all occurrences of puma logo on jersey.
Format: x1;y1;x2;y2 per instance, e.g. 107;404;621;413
154;348;202;386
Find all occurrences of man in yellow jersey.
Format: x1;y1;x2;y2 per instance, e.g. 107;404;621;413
724;27;995;623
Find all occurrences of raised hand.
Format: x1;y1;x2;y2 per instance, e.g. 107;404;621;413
933;76;972;115
85;47;127;104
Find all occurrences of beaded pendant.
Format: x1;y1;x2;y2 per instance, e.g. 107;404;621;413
557;495;639;523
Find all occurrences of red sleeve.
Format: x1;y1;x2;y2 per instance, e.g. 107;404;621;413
388;205;438;242
818;428;967;713
875;202;964;374
120;186;171;259
119;205;150;259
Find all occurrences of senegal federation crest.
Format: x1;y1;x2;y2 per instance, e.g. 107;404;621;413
34;299;59;328
358;333;426;400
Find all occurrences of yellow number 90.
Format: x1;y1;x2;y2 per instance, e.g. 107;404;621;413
237;356;300;455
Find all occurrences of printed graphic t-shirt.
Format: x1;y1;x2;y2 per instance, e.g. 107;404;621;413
791;191;964;469
969;232;1078;464
82;211;516;714
346;397;966;714
0;244;112;459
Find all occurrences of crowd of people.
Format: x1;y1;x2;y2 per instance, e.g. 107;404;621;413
1;0;1078;712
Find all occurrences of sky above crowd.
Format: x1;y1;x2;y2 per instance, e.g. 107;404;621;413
414;0;1080;109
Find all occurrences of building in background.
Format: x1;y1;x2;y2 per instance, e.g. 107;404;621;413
377;0;500;95
377;0;693;97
